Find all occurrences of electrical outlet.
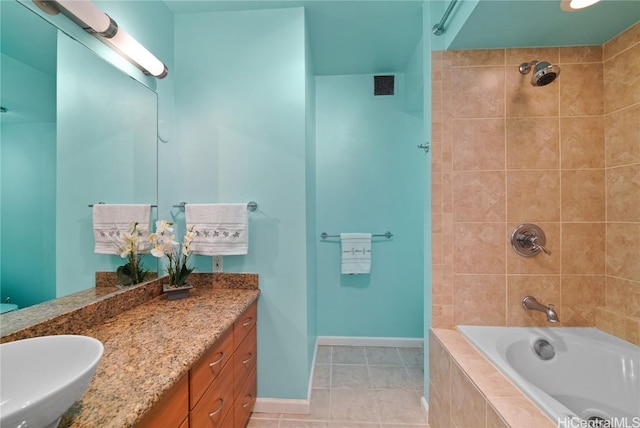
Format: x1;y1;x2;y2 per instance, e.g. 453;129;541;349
213;256;223;272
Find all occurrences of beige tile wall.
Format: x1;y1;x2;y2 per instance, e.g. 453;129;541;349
431;22;640;344
597;23;640;345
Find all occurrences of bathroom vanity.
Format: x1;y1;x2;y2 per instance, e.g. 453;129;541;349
137;300;257;428
0;273;259;428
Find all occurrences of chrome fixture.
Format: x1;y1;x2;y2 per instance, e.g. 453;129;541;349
519;60;561;86
321;231;393;239
50;0;118;37
34;0;168;78
173;201;259;212
433;0;459;36
533;338;555;360
522;296;559;322
511;224;551;257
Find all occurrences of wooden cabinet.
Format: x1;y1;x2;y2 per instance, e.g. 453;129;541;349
190;327;234;408
137;375;189;428
232;303;257;428
190;358;234;427
233;367;256;428
233;302;257;349
136;301;257;428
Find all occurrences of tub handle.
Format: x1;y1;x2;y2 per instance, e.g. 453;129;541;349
511;224;551;257
530;236;551;256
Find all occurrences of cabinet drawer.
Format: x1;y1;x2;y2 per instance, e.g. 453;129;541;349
233;367;256;428
190;327;234;409
179;416;189;428
136;375;188;428
190;363;234;428
233;302;257;350
233;326;256;398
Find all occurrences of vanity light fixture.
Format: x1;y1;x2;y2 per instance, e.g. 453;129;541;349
34;0;168;78
96;27;168;79
560;0;602;12
53;0;118;37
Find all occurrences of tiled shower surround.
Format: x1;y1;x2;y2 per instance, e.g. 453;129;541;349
431;22;640;345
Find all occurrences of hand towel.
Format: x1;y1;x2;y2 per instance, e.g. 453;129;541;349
92;204;152;254
341;233;372;274
185;203;248;256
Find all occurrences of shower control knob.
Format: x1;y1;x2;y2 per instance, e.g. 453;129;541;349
511;224;551;257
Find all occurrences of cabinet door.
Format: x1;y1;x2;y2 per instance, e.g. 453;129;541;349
233;326;257;399
233;302;257;350
190;327;234;409
136;375;188;428
233;367;257;428
190;363;234;428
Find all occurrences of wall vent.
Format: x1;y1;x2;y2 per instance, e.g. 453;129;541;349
373;75;395;96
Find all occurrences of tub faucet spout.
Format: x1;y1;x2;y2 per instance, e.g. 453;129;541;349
522;296;559;322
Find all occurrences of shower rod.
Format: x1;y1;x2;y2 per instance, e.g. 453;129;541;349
433;0;459;36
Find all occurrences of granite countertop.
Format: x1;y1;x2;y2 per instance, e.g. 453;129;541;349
57;280;259;427
0;286;119;338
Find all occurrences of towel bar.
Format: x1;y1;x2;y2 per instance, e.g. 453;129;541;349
321;231;393;239
173;201;258;212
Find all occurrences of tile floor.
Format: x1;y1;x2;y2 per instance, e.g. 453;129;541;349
248;345;429;428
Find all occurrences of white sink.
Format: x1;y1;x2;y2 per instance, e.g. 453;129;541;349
0;335;104;428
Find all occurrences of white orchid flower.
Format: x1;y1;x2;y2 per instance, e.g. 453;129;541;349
150;245;166;258
155;220;174;235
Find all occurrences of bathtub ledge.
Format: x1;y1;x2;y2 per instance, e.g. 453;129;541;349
429;328;556;428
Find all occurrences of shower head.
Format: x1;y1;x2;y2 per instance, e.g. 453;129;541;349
519;60;561;87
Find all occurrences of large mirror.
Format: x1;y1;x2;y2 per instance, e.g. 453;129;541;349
0;0;158;311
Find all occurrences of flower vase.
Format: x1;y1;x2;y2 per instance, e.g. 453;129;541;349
163;282;193;300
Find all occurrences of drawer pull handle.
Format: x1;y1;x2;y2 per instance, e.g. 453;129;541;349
209;399;225;419
208;352;225;369
242;353;254;365
242;317;254;327
242;394;253;408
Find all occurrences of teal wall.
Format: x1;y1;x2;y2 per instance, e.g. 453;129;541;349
56;33;158;297
0;1;57;308
0;121;56;308
315;73;424;338
5;0;430;403
304;13;318;375
172;7;314;399
0;51;56;307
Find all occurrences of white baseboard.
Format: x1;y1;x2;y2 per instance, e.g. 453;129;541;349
317;335;423;348
253;398;310;414
421;396;429;420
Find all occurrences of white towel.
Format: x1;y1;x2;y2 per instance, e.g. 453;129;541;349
92;204;152;254
185;203;248;256
341;233;372;274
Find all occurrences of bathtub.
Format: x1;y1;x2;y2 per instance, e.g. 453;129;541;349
457;326;640;425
